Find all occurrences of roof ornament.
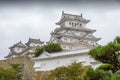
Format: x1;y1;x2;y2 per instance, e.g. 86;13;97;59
80;13;83;17
29;37;31;40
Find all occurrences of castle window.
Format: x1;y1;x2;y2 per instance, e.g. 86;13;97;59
75;23;77;26
72;22;73;25
80;24;82;26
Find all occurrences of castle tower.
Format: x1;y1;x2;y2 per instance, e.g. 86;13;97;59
49;11;101;50
5;38;44;58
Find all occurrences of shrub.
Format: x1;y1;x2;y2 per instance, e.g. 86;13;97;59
44;43;62;53
96;64;114;71
34;43;62;57
34;47;44;57
83;68;112;80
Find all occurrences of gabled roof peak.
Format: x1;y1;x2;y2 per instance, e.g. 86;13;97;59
9;41;26;49
26;37;44;46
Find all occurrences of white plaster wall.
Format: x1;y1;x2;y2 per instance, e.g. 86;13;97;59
74;31;87;37
29;43;42;47
64;21;86;27
61;43;88;51
13;47;24;53
34;54;96;71
61;37;79;43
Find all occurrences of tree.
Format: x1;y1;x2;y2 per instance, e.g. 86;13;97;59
114;36;120;44
89;36;120;72
11;63;23;80
83;68;113;80
43;62;88;80
96;64;114;71
0;67;16;80
112;71;120;80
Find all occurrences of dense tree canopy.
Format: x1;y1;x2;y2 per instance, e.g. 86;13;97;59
84;68;111;80
0;63;23;80
41;63;89;80
89;36;120;72
11;63;23;80
0;67;16;80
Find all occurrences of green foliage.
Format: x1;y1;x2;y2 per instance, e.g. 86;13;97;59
44;43;62;53
0;63;23;80
118;55;120;63
0;67;16;80
96;64;114;71
112;71;120;80
83;68;95;80
89;46;107;58
89;36;120;72
34;43;62;57
34;47;44;57
11;63;23;80
114;36;120;44
44;62;88;80
83;68;112;80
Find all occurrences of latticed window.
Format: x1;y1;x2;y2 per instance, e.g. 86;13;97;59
80;24;82;26
72;22;73;25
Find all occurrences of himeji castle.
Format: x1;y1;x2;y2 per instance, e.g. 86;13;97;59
49;11;101;50
33;11;101;71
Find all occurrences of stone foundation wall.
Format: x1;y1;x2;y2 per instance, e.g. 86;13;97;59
0;56;34;80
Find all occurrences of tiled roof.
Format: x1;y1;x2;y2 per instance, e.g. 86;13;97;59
9;41;26;49
26;38;44;46
56;12;90;25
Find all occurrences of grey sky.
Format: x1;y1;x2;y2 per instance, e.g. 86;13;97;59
0;0;120;60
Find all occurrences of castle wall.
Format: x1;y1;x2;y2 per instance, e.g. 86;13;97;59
33;52;100;71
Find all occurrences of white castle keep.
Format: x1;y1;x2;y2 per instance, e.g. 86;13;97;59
32;11;101;71
49;11;101;50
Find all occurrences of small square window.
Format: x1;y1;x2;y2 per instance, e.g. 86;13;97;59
72;23;73;25
80;24;82;26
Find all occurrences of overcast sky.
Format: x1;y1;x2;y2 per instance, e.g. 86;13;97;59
0;0;120;60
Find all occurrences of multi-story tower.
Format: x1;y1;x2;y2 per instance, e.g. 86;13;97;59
49;11;101;50
5;38;44;58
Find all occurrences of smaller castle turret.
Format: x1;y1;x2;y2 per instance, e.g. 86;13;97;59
5;38;44;58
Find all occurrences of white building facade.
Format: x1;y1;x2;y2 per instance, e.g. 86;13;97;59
5;38;44;58
33;49;101;71
33;12;101;71
49;11;101;51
